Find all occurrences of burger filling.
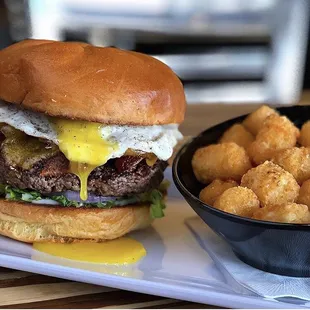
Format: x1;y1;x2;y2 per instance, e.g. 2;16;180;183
0;101;182;218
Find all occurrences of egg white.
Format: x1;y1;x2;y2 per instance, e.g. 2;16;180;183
0;100;182;161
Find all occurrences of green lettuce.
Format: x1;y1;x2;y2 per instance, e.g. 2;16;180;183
2;184;168;219
158;179;170;192
140;189;166;219
5;186;42;202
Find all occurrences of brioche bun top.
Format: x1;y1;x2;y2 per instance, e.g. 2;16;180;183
0;39;186;125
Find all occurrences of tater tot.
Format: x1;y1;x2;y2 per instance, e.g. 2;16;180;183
264;114;299;133
247;114;300;165
213;186;260;217
297;179;310;207
199;179;238;206
272;147;310;184
192;142;252;183
241;161;299;207
219;124;254;149
242;105;278;135
299;121;310;147
252;203;309;224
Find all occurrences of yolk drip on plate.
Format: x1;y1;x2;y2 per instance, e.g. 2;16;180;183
51;119;118;200
33;237;146;264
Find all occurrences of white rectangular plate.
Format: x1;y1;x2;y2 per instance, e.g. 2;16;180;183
0;169;306;309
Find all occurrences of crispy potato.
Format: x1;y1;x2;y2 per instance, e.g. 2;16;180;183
272;147;310;184
297;179;310;207
219;124;254;149
241;161;299;207
243;105;278;135
299;121;310;147
252;203;309;224
213;186;260;217
199;179;238;206
247;114;300;165
192;142;252;183
264;113;299;133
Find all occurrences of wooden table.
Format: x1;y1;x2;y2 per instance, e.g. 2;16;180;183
0;98;306;309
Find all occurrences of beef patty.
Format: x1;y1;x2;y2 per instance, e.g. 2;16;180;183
0;152;167;196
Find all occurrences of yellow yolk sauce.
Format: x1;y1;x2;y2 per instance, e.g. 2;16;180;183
51;119;118;200
69;162;97;201
33;237;146;264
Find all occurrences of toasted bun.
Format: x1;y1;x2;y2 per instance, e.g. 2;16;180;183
0;200;152;243
0;39;186;125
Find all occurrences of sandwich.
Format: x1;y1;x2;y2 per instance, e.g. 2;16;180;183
0;39;185;243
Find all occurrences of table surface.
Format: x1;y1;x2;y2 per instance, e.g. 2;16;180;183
1;94;309;309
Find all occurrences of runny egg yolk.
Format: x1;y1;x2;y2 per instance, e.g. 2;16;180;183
51;119;118;200
33;237;146;264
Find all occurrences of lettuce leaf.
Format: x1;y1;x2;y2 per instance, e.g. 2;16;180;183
49;195;80;207
158;179;170;192
139;189;166;218
5;186;42;201
2;183;168;219
150;190;166;218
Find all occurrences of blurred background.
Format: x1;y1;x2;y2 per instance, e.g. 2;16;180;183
0;0;309;105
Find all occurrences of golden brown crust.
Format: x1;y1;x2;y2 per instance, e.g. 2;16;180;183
297;179;310;207
299;121;310;147
241;161;300;207
0;199;152;243
213;186;260;218
247;114;299;165
219;124;254;149
0;39;186;125
272;147;310;185
242;105;278;135
252;203;309;224
192;142;252;183
199;179;238;206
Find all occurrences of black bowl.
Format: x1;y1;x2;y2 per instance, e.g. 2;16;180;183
173;105;310;277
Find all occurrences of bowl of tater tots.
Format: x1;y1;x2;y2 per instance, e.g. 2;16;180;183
173;105;310;277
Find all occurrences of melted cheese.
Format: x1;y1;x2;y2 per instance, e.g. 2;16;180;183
145;153;158;166
0;125;58;170
51;119;118;200
33;237;146;264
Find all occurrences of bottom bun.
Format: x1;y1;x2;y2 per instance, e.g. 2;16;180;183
0;200;152;243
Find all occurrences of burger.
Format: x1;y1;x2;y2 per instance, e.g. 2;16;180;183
0;39;185;243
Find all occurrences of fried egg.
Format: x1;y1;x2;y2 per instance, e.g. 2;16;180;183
0;100;182;199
